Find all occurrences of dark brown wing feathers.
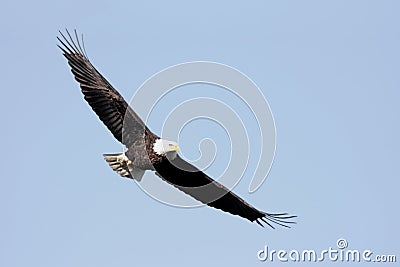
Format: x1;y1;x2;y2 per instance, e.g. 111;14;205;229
154;155;296;228
57;29;148;147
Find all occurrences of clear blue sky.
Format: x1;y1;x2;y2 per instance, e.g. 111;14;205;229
1;1;399;266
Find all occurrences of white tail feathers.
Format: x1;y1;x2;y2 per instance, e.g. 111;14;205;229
103;153;131;178
103;153;145;181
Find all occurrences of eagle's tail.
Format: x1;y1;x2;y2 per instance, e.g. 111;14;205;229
103;153;145;181
103;153;132;178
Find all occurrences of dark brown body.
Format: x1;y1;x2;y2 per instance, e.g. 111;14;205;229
125;129;164;171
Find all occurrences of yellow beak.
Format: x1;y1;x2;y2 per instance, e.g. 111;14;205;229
172;145;180;152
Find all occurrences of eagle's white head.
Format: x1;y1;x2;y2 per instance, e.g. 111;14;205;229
153;139;179;159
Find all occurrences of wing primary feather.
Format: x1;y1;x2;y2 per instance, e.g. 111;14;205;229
259;217;274;229
263;217;289;228
66;29;81;54
267;213;297;222
255;219;265;228
74;29;85;55
267;212;289;216
81;32;88;58
57;37;74;55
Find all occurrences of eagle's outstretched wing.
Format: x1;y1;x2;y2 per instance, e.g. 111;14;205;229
58;29;150;147
154;155;296;228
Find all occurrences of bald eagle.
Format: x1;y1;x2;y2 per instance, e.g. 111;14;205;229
58;30;296;228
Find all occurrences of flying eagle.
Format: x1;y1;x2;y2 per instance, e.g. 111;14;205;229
58;30;296;228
